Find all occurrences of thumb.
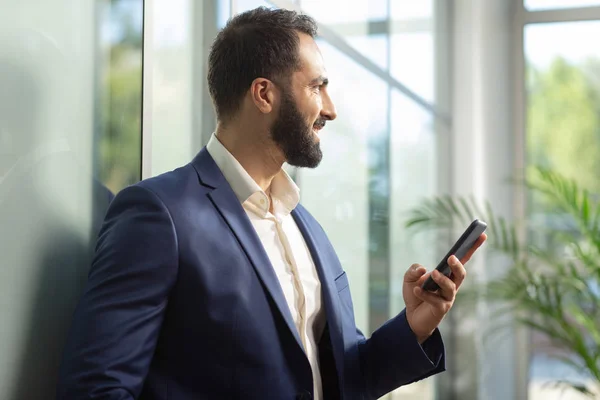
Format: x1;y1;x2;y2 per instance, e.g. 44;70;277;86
404;264;426;284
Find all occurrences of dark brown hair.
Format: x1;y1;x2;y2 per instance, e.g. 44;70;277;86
207;7;318;120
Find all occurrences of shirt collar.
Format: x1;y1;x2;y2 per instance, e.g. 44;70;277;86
206;133;300;217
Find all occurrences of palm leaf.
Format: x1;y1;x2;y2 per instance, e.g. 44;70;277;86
404;166;600;391
405;195;521;257
526;166;600;250
542;380;596;398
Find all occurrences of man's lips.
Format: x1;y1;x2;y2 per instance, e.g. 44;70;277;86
313;120;326;131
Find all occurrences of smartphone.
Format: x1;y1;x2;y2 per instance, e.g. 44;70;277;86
421;219;487;292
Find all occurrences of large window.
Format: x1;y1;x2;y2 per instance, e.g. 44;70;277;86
522;4;600;400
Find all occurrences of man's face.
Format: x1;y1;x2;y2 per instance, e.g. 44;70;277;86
269;33;337;169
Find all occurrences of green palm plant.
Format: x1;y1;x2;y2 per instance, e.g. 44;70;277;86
405;166;600;397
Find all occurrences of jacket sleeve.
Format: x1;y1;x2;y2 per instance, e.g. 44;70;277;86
56;184;178;400
357;309;445;399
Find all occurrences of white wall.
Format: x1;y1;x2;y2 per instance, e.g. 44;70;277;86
450;0;522;399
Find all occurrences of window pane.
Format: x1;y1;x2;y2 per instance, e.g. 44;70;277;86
525;21;600;400
525;0;600;10
390;31;435;103
298;38;386;333
347;34;388;71
390;0;436;105
0;0;142;397
388;91;440;400
300;0;389;73
526;21;600;192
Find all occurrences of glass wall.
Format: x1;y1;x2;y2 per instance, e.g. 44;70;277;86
0;0;142;398
523;5;600;400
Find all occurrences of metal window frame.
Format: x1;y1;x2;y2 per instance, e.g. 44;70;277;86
310;18;433;36
524;4;600;23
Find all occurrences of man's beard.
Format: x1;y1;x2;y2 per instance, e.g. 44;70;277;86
270;90;324;169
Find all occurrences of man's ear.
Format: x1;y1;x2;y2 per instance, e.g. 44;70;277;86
249;77;277;114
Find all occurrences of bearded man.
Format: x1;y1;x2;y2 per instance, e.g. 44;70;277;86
57;7;486;400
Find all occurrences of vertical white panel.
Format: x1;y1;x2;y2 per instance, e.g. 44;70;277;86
142;0;154;179
451;1;519;399
145;0;198;176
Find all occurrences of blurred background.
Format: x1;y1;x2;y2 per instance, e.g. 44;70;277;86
1;0;599;399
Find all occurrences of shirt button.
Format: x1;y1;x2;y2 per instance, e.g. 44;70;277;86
260;198;265;205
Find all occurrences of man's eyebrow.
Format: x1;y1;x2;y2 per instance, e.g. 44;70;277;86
309;76;329;86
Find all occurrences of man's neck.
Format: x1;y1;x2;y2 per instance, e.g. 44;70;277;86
215;125;283;194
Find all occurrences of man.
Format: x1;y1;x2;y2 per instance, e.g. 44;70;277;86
57;7;486;400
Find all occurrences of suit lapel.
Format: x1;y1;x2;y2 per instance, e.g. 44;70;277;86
192;149;304;351
292;208;346;390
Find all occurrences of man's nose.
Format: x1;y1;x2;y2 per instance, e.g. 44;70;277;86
321;92;337;121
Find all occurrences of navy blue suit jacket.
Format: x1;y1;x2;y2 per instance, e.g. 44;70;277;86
57;148;445;399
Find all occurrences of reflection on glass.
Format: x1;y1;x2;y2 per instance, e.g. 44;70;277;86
525;21;600;400
0;0;142;398
526;22;600;205
525;0;600;11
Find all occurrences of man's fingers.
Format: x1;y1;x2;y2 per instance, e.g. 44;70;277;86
404;263;427;283
460;233;487;264
431;270;456;301
413;286;447;308
447;255;467;289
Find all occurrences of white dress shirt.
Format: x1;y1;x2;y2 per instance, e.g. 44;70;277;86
207;134;326;399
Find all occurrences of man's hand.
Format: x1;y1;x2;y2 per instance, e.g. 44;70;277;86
403;234;487;343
